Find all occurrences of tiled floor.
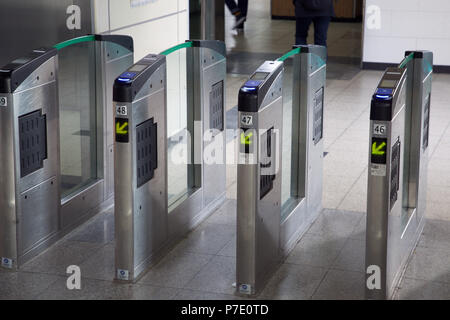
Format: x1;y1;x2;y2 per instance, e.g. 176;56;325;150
1;0;450;300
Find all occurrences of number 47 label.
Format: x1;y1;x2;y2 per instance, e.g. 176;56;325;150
373;123;386;136
241;115;253;126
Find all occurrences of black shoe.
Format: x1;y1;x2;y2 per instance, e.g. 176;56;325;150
232;15;246;30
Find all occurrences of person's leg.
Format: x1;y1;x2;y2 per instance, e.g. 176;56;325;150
312;16;331;47
295;17;312;45
225;0;239;14
238;0;249;17
232;0;247;30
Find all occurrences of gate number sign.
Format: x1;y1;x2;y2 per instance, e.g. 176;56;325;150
116;105;128;116
373;124;386;135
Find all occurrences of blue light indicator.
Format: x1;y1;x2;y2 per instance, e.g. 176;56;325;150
244;80;262;87
375;94;391;100
117;77;131;82
242;87;257;92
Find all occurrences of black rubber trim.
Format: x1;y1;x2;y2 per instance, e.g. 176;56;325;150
188;40;227;58
113;54;166;103
0;47;57;93
405;51;423;59
370;99;393;121
238;89;259;112
238;62;283;112
95;34;134;52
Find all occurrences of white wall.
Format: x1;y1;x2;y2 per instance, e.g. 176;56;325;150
363;0;450;66
92;0;189;61
92;0;189;137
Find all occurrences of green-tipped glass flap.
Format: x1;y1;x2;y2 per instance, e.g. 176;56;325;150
160;42;193;56
53;35;96;51
399;52;414;69
278;47;301;62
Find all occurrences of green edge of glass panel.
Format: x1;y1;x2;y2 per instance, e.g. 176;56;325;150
399;52;414;69
53;35;96;50
277;47;301;62
160;41;193;56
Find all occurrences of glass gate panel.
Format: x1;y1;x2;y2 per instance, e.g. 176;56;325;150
58;41;98;199
166;47;190;207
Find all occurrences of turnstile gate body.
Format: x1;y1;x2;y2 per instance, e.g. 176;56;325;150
236;46;326;296
113;55;168;281
366;51;433;300
114;41;227;281
0;48;60;268
366;67;407;299
236;61;284;295
0;35;134;269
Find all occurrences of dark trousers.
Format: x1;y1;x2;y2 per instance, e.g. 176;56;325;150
295;16;331;47
225;0;248;16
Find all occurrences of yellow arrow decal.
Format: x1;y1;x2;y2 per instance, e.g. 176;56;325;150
372;141;386;155
241;132;253;145
116;121;128;135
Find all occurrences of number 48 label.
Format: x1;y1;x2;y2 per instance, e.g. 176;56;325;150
373;124;386;136
116;105;128;116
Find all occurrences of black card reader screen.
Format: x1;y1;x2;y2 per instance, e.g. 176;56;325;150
251;72;270;81
129;64;147;72
380;79;397;88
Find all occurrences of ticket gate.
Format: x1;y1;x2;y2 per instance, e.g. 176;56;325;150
114;40;226;281
0;35;133;269
236;45;326;295
365;51;433;300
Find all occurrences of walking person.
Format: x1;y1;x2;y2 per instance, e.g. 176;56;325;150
225;0;248;30
293;0;335;47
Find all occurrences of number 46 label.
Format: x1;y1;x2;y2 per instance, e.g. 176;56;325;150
373;123;386;136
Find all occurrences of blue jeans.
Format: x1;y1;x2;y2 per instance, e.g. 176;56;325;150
225;0;248;16
295;16;331;47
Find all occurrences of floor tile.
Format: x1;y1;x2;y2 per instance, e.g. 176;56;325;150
139;250;213;289
332;239;365;273
184;256;236;295
67;210;115;244
0;271;61;299
37;278;177;300
396;277;450;300
78;244;115;281
286;233;346;268
312;269;365;300
217;237;236;257
259;263;327;300
307;209;364;240
418;219;450;250
404;246;450;284
175;223;235;255
21;241;104;276
205;200;237;226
